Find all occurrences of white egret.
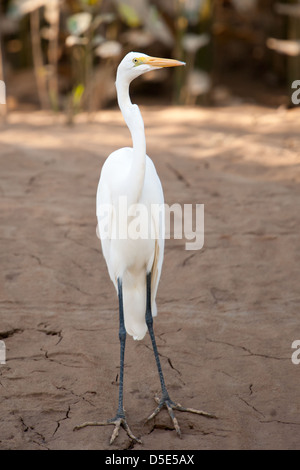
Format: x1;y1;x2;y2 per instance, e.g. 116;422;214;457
74;52;215;444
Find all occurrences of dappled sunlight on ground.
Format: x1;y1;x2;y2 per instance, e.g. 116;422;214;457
0;104;300;449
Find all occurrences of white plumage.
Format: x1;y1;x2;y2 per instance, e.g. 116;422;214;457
74;53;215;445
96;52;173;340
97;147;164;339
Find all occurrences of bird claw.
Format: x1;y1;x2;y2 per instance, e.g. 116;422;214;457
73;415;142;445
146;394;217;437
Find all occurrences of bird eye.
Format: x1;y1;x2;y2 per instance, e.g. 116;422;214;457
132;58;139;65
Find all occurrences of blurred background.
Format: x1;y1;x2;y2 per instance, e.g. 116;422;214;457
0;0;300;120
1;2;300;451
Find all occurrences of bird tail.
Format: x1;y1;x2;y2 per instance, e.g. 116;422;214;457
123;283;157;341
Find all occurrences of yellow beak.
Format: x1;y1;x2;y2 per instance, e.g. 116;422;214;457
143;56;185;68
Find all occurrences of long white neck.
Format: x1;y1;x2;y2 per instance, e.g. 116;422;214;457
116;72;146;205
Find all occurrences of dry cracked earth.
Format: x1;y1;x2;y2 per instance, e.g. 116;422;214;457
0;104;300;450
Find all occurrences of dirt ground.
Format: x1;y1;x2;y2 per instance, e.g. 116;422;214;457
0;104;300;450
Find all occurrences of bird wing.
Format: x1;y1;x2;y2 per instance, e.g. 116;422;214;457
96;179;118;290
150;202;165;312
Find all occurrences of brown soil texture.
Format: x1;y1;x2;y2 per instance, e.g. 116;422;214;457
0;105;300;450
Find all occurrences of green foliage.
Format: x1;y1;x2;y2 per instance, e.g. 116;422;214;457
3;0;216;110
72;83;85;110
117;2;141;28
67;12;93;36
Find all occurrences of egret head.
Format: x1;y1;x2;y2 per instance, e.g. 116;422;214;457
116;52;185;84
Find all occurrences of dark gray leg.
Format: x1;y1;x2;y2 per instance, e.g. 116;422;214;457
145;272;217;436
74;278;141;445
145;272;169;401
116;278;126;418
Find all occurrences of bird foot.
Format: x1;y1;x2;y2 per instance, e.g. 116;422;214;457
146;394;217;437
73;414;142;445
